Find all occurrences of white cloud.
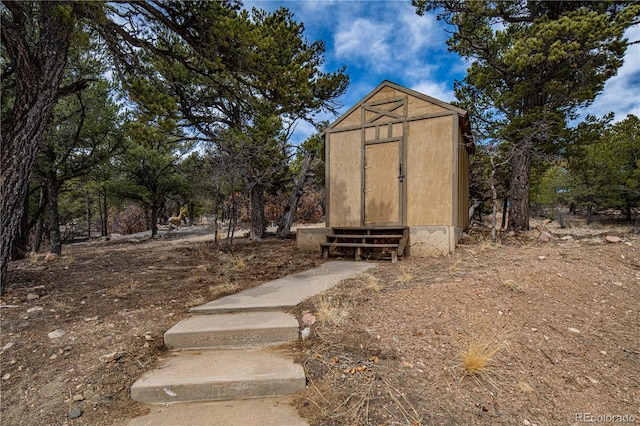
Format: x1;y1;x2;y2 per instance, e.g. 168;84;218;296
398;6;442;53
411;79;455;103
577;26;640;122
334;18;394;71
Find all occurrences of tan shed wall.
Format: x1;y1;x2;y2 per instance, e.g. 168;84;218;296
330;91;449;132
327;130;362;227
456;126;470;230
406;116;453;226
336;109;361;128
367;89;449;117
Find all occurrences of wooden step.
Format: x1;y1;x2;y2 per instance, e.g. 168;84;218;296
332;226;406;232
320;226;408;263
326;234;403;239
320;242;399;248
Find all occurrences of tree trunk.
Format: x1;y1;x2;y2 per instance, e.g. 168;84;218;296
508;142;532;231
32;185;48;253
1;2;74;290
226;182;238;248
100;186;108;236
490;156;499;243
277;152;315;238
188;202;195;226
468;199;482;224
501;198;508;229
250;184;266;239
11;193;30;260
150;204;159;237
48;177;63;255
85;190;92;239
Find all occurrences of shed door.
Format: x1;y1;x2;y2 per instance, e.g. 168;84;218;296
363;140;402;225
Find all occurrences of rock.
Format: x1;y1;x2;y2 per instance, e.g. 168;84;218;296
73;394;85;401
605;235;623;243
523;230;541;239
68;408;82;419
560;235;574;241
26;293;39;301
48;329;65;339
44;252;58;262
535;219;554;233
567;327;580;333
2;373;10;380
27;307;43;313
2;342;14;351
301;312;317;326
99;351;124;363
517;382;533;393
537;256;546;261
539;231;557;242
523;420;531;426
300;327;311;340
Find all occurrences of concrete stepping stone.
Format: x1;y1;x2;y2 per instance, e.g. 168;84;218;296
130;349;305;404
128;398;308;426
164;311;299;349
190;260;376;314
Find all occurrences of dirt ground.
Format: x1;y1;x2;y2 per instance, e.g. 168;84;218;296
1;219;639;426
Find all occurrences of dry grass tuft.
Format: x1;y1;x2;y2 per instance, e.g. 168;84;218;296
460;327;509;385
395;266;414;284
313;273;383;327
105;280;138;299
185;293;205;308
359;273;383;291
315;292;353;327
502;279;525;292
208;281;240;299
219;253;246;271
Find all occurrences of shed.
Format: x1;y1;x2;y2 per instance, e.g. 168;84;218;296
298;80;473;258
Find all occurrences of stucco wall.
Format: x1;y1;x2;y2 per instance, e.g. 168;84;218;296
408;226;462;256
296;228;330;252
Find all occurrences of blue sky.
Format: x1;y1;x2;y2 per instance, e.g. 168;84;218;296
244;1;640;143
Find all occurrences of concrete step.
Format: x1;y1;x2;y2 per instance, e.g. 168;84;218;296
190;260;377;314
127;398;308;426
130;349;305;404
164;312;299;350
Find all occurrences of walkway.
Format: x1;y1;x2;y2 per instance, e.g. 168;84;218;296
127;261;377;425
